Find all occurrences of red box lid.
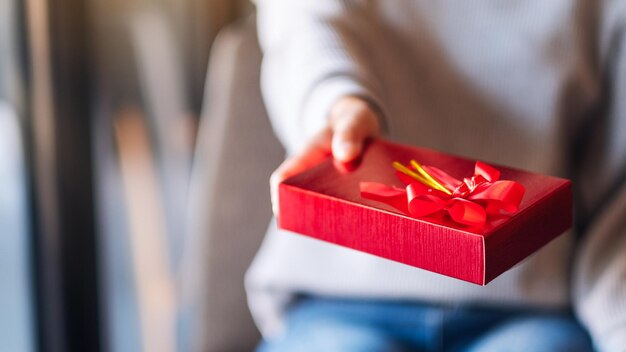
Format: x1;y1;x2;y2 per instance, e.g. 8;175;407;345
278;139;572;285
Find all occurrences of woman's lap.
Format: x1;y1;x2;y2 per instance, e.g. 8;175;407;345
258;297;594;352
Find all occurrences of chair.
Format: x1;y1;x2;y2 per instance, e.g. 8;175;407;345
182;16;284;352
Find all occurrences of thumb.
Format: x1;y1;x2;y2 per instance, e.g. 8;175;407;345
330;101;380;162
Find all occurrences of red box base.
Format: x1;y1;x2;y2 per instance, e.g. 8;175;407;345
278;139;572;285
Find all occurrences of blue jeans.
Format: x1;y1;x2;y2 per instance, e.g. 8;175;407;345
258;297;594;352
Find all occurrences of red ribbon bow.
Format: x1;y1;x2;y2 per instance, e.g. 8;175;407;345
360;161;525;228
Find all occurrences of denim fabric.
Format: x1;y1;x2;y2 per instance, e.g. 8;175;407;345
258;297;594;352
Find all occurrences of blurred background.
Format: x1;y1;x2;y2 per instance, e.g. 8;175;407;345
0;0;284;351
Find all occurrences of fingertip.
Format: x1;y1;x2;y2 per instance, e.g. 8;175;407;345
333;139;362;162
270;182;281;217
269;169;283;188
270;168;285;216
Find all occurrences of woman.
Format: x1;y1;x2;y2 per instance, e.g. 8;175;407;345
247;1;626;350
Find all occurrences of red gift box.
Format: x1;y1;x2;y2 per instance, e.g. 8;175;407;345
278;139;572;285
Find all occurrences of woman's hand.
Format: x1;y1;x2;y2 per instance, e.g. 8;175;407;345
270;96;381;215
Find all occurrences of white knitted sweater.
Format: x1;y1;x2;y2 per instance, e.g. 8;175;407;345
246;1;626;350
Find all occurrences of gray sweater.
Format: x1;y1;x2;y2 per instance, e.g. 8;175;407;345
246;1;626;350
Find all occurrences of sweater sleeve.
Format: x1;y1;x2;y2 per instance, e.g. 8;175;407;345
574;185;626;352
256;0;386;154
573;3;626;351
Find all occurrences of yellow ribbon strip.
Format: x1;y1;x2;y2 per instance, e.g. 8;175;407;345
410;160;452;195
392;161;429;184
392;160;452;195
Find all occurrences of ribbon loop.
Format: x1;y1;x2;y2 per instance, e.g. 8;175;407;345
448;198;486;227
475;161;501;182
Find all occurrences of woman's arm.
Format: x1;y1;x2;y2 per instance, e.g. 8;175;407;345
257;0;385;153
256;0;386;213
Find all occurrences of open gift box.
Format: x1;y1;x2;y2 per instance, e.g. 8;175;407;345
278;139;572;285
